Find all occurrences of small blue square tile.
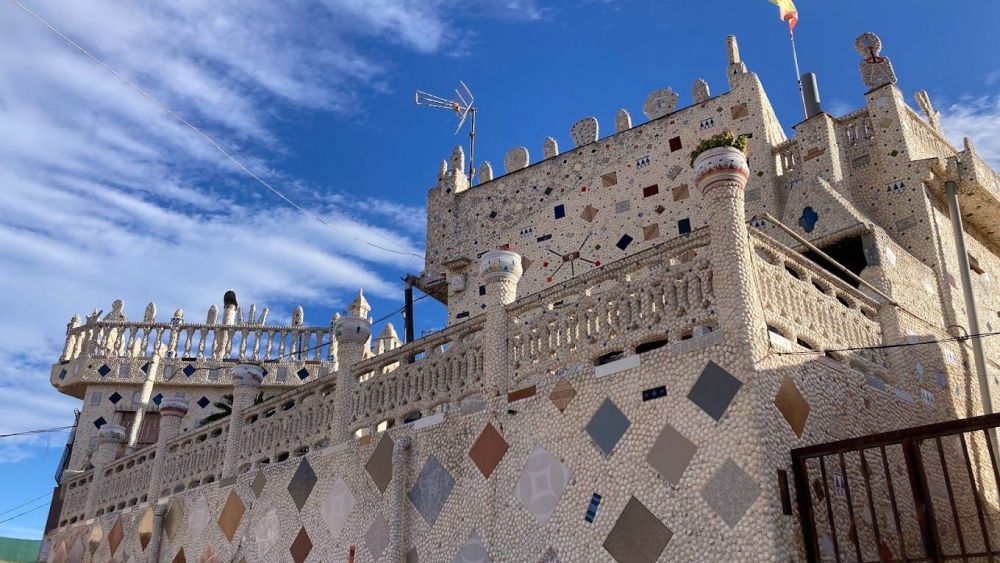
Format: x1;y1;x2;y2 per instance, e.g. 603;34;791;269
152;393;163;406
616;234;633;251
183;365;196;377
585;493;602;523
58;369;67;380
554;204;566;219
108;392;122;404
97;364;111;377
141;362;151;374
197;396;210;408
93;416;106;429
642;386;667;401
297;368;310;381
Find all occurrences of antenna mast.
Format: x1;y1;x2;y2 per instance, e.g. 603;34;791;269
415;81;477;182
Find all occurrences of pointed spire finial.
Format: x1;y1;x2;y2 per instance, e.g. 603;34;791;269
348;289;371;319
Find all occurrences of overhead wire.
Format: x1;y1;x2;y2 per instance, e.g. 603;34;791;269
8;0;425;261
0;492;53;517
0;426;74;439
0;501;51;524
773;330;1000;356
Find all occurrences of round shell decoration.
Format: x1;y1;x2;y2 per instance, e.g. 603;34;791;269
642;87;679;120
570;116;599;148
854;32;882;56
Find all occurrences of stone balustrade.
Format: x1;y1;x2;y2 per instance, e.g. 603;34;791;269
93;449;154;516
57;473;91;527
751;230;887;369
157;419;229;495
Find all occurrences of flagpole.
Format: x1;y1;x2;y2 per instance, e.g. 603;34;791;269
788;28;808;119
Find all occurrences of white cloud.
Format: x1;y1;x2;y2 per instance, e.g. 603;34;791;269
939;94;1000;170
0;0;541;477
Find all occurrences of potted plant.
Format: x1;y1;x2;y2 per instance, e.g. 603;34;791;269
689;131;751;192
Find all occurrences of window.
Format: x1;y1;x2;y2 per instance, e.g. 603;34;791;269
90;391;102;406
208;369;220;381
276;367;287;382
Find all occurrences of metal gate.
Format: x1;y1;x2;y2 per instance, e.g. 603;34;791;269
791;413;1000;562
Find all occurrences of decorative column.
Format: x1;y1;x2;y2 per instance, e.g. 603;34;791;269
332;290;372;444
388;436;411;561
478;250;523;410
84;424;127;518
693;146;767;364
221;364;263;479
146;501;168;563
127;354;160;453
147;397;188;500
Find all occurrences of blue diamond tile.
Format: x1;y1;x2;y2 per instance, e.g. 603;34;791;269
97;364;111;377
152;393;163;406
554;204;566;219
297;368;310;381
197;396;210;408
408;455;455;527
93;417;107;429
141;362;151;374
183;364;196;377
58;369;67;380
108;392;122;404
585;399;631;455
799;207;819;233
616;234;634;251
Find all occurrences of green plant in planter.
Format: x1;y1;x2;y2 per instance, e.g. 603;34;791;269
689;131;749;167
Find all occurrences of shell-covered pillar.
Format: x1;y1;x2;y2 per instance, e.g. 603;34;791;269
332;290;373;443
221;365;263;479
148;397;188;500
146;501;169;563
84;424;127;518
126;354;160;453
388;435;412;561
693;146;767;364
478;250;524;409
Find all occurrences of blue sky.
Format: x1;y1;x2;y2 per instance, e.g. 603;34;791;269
1;0;998;539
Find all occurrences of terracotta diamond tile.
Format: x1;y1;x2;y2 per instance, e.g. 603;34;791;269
469;423;509;479
289;527;312;563
171;548;186;563
603;497;672;563
366;434;395;494
87;522;103;554
774;376;810;438
548;379;576;413
218;490;246;542
581;205;599;222
138;507;154;550
108;517;124;555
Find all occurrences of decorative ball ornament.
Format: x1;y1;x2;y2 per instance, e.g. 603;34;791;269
854;32;882;57
642;87;679;120
693;146;750;195
479;250;524;284
232;364;264;387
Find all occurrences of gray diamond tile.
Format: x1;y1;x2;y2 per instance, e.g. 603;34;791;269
365;512;390;561
515;445;571;523
687;361;742;421
603;496;672;563
646;421;697;486
452;531;491;563
250;471;267;497
366;434;395;494
701;459;760;527
585;398;630;455
287;458;317;511
408;455;455;526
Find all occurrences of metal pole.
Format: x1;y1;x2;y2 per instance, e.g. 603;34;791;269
789;30;808;120
403;279;415;344
468;108;477;183
945;181;996;420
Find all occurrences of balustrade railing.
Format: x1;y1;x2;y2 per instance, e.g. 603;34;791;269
239;380;338;470
96;450;153;514
509;229;714;380
157;419;228;495
58;473;91;526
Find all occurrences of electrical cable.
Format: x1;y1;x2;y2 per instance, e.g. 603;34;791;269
773;330;1000;356
0;426;74;439
0;492;53;517
0;501;51;524
8;0;425;261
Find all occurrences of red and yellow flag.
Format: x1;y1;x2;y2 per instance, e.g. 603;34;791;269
768;0;799;32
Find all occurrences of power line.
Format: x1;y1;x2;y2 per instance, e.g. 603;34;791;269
774;330;1000;356
0;492;52;517
9;0;425;261
0;501;51;525
0;426;74;439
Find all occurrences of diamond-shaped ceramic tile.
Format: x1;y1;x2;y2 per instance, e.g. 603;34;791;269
198;545;220;563
701;459;760;527
581;205;599;222
217;490;245;542
287;458;317;511
108;392;122;404
365;512;390;561
51;540;66;563
196;396;210;408
469;423;509;479
250;471;267;497
183;364;196;377
189;495;210;538
321;477;355;538
93;416;107;429
254;507;281;556
98;364;111;377
585;399;631;455
538;547;561;562
603;497;672;563
164;499;183;541
515;445;572;523
67;536;84;563
137;507;154;550
87;522;103;555
774;376;810;438
408;455;455;526
687;361;742;421
171;548;187;563
548;379;576;413
646;421;697;486
297;367;309;380
152;393;163;406
289;527;312;563
108;517;124;555
366;434;395;494
452;531;491;563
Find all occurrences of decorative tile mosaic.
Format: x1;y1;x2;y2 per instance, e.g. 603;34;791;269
672;184;689;201
365;512;390;561
93;416;106;429
409;455;455;526
164;500;182;541
687;361;742;421
97;364;111;377
254;507;281;556
287;458;317;511
581;205;599;222
585;398;631;455
548;379;576;413
321;477;355;538
183;364;196;377
774;376;810;438
507;385;537;402
677;218;691;235
108;391;122;404
643;224;660;241
615;234;633;251
452;531;491;563
218;490;245;542
137;507;153;551
198;545;220;563
108;517;123;555
603;496;672;563
585;493;602;523
189;495;210;538
642;184;659;197
642;385;667;401
196;396;210;408
289;527;312;563
601;172;617;187
646;421;698;486
515;445;571;523
469;423;509;479
366;434;395;494
799;206;819;233
594;354;640;378
250;471;267;497
702;459;760;527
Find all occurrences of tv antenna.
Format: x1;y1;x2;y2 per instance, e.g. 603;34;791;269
415;81;477;182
